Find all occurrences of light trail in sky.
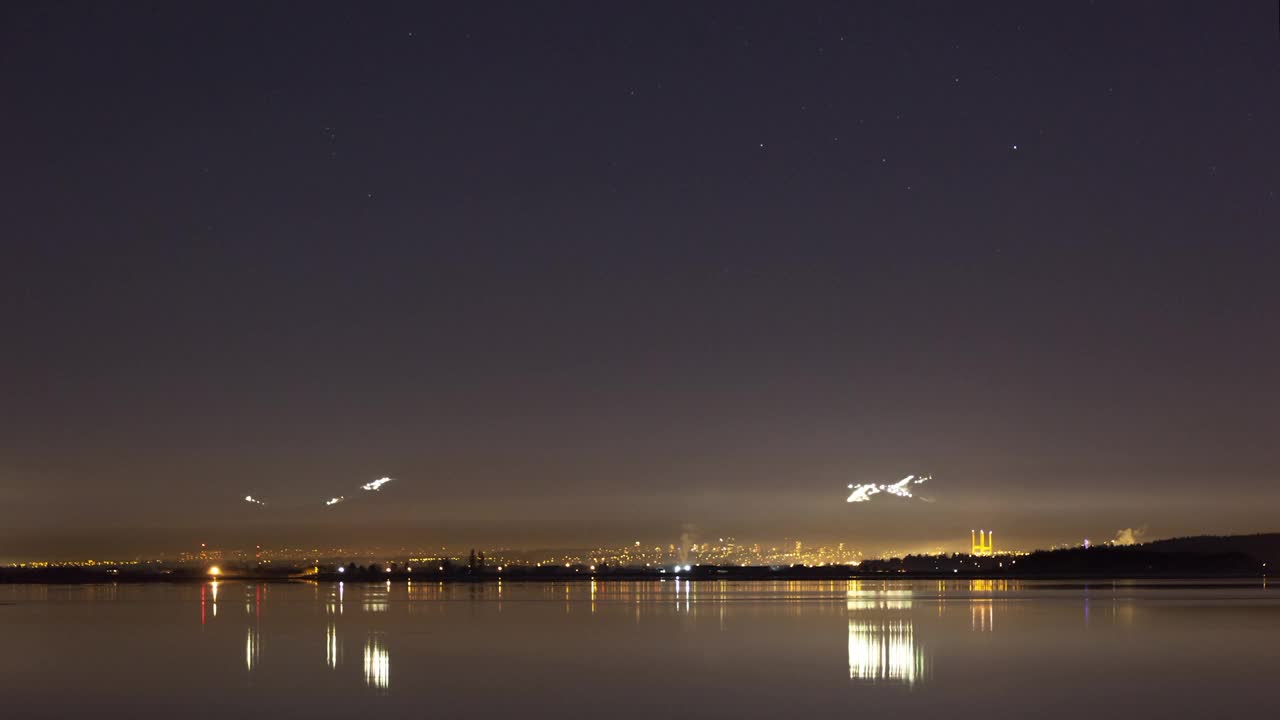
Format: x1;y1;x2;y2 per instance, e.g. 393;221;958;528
847;475;933;503
246;476;396;509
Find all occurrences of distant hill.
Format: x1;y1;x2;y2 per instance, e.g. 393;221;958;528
1142;533;1280;566
1016;546;1257;576
999;533;1280;577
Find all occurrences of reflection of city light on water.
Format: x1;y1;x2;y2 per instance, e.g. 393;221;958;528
364;635;390;690
972;600;994;632
362;585;389;613
846;592;926;685
848;620;925;684
245;627;260;672
326;624;340;669
200;580;221;623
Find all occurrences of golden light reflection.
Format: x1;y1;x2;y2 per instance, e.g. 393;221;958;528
968;579;1015;593
363;634;390;690
362;584;388;613
971;600;994;632
846;588;913;612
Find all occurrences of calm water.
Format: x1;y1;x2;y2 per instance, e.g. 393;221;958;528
1;579;1275;718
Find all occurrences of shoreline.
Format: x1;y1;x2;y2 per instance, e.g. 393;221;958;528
0;568;1269;585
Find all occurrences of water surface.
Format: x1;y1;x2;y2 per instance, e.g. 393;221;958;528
1;579;1274;718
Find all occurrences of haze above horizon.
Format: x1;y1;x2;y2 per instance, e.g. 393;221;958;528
2;2;1277;558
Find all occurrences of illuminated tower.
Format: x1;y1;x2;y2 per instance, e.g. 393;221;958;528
970;530;993;557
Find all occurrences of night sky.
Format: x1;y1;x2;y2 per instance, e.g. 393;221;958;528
2;2;1277;559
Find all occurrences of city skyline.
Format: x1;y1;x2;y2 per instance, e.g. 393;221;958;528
0;523;1212;567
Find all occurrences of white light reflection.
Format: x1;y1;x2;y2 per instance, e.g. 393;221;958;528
363;634;390;690
245;627;260;672
326;582;345;615
846;590;926;685
326;624;340;669
848;619;924;684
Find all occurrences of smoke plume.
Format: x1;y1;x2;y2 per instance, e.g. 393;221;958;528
1113;526;1147;546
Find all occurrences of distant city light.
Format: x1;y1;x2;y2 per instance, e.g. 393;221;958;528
337;566;345;573
208;566;221;577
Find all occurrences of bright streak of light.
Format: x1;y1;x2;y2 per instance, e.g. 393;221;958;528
361;477;393;492
363;635;390;690
325;496;344;506
244;495;265;506
847;475;933;503
245;627;260;672
326;624;340;669
848;620;925;684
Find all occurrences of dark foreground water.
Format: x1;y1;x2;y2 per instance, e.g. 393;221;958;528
1;579;1275;718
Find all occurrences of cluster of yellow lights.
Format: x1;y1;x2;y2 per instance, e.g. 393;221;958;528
970;530;995;557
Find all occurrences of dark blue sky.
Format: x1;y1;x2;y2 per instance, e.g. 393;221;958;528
2;1;1277;557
